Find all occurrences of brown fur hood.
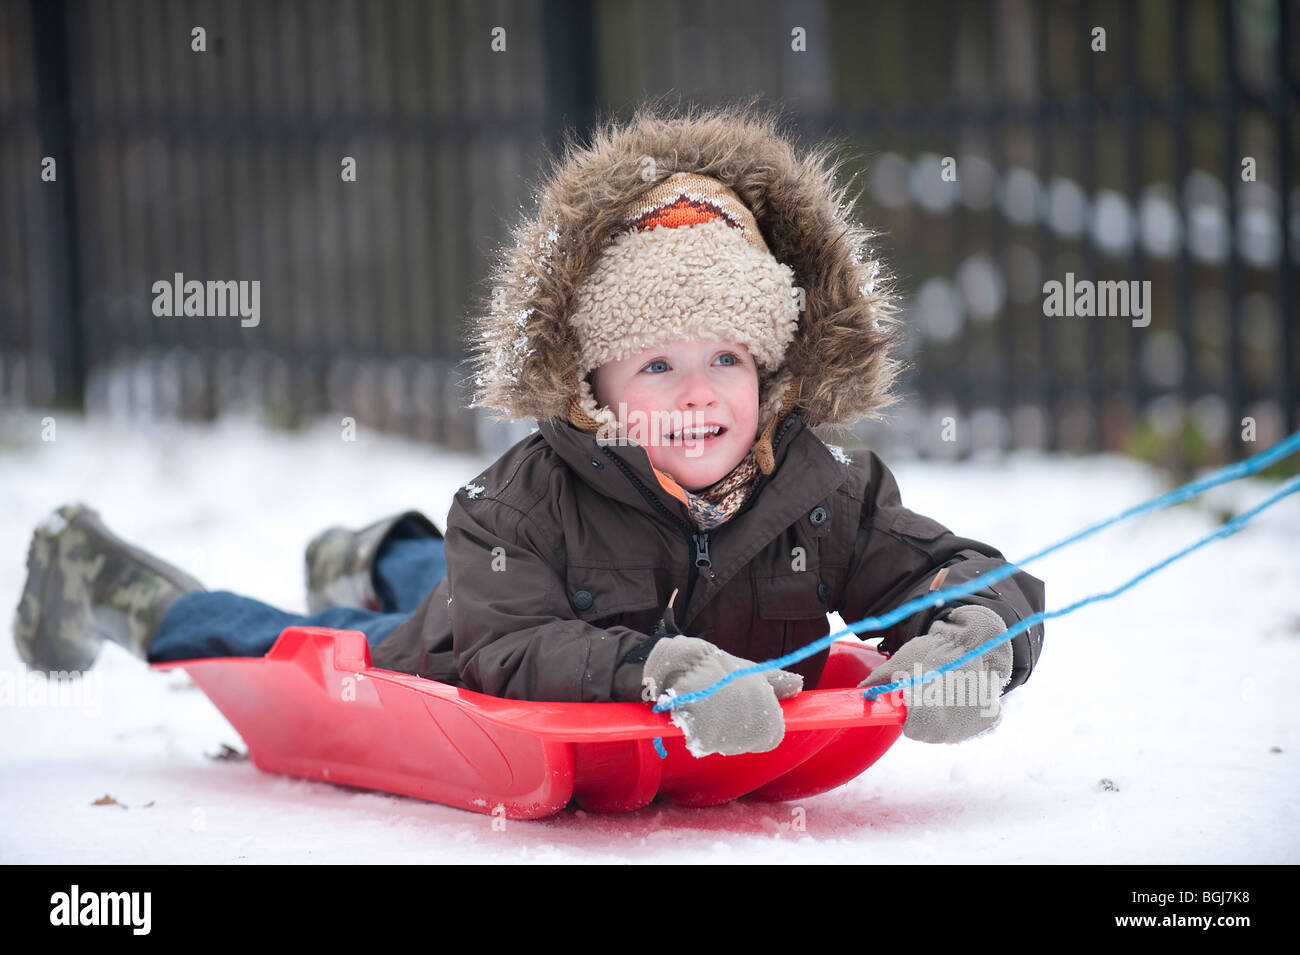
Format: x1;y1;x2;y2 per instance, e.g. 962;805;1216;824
464;97;904;432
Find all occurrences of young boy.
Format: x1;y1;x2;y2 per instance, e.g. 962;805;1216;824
13;102;1044;757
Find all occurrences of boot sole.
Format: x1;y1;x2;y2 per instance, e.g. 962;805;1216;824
13;507;103;674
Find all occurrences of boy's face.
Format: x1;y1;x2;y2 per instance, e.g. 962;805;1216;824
590;339;759;491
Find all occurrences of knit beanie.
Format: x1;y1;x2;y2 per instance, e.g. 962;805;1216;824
563;172;805;485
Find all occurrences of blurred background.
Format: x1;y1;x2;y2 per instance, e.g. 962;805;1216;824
0;0;1296;476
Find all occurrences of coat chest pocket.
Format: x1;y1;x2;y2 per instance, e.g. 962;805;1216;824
564;565;662;624
754;572;829;621
754;572;833;684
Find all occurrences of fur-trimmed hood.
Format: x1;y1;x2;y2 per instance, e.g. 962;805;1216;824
464;97;904;433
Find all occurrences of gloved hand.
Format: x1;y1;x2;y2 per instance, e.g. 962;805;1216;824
642;635;803;758
859;604;1013;744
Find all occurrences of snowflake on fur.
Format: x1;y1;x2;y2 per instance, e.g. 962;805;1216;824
859;260;880;297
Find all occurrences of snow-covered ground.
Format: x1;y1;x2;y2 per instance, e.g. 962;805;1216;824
2;408;1297;864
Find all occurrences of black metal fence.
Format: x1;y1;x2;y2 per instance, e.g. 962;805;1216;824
1;0;1296;469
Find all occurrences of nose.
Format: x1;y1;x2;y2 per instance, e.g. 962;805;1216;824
676;365;719;409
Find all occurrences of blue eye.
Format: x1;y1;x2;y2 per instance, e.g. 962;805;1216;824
642;353;741;374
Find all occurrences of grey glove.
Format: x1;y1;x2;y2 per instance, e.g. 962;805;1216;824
859;604;1013;744
642;635;803;758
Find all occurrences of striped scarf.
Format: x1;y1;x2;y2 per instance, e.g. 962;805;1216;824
671;449;760;529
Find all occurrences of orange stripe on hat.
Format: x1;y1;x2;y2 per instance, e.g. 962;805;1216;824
630;196;744;234
618;172;772;253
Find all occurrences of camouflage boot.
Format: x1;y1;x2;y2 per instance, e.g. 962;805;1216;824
304;510;441;613
13;503;206;674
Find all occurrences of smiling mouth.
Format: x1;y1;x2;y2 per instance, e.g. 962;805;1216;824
662;425;727;444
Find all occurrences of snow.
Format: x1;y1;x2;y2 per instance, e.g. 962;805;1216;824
822;442;852;465
2;408;1297;863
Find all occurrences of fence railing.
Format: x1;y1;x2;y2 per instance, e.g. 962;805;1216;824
1;0;1294;470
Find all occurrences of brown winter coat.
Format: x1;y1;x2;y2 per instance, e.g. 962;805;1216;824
372;416;1045;702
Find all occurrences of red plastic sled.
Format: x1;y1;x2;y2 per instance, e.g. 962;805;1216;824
150;627;905;819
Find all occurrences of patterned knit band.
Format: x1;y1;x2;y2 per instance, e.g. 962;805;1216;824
621;173;774;255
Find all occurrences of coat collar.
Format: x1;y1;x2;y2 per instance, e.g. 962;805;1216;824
536;415;848;595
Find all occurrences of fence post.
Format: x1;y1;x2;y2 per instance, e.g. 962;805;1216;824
30;0;85;411
542;0;598;162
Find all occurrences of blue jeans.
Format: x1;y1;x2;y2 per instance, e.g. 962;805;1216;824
147;536;446;663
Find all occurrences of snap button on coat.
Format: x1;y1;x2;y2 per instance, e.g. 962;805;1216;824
809;506;828;525
571;589;594;611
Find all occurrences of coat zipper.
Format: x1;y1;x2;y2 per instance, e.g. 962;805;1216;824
598;414;798;631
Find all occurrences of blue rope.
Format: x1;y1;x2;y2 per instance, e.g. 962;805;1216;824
862;474;1300;699
653;429;1300;715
